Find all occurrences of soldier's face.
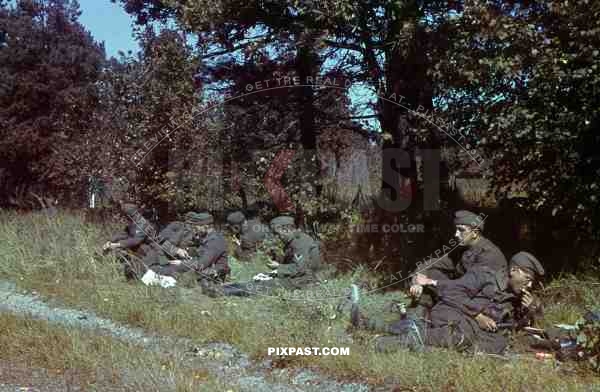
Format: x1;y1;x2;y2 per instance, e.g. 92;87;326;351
508;266;535;294
455;225;477;245
275;226;294;240
195;224;210;236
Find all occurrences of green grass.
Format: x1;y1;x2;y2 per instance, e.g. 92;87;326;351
0;210;599;391
0;313;231;391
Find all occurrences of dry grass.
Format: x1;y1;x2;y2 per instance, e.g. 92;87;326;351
0;313;229;391
0;210;599;391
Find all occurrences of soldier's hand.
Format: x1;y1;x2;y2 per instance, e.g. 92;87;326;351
169;259;183;266
267;260;279;269
175;248;189;259
521;289;535;308
414;273;432;286
102;241;112;251
409;284;423;298
475;313;497;332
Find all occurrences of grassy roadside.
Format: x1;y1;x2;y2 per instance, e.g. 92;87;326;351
0;312;230;391
1;210;599;391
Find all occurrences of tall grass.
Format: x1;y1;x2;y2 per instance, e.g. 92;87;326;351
0;210;598;391
0;313;230;391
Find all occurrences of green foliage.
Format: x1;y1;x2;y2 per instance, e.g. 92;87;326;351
437;1;600;237
0;0;105;205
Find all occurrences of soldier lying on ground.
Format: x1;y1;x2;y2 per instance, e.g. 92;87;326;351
226;210;272;260
408;210;508;319
350;251;544;354
201;215;323;297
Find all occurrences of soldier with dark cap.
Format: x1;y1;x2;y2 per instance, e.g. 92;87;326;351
103;203;158;275
408;210;508;317
103;203;149;254
151;212;230;283
350;251;544;354
226;210;272;260
201;215;323;297
123;211;197;278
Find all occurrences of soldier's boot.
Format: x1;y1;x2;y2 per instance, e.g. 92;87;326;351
199;280;251;297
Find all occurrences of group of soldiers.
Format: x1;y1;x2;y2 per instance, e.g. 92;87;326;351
350;210;545;355
102;202;323;295
104;203;546;356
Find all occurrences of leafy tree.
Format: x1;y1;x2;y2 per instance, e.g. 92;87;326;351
96;27;201;221
436;0;600;236
0;0;105;206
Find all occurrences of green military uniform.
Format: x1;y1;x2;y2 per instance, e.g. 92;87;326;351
205;216;322;297
358;252;544;354
410;210;507;315
108;203;158;280
151;212;230;282
227;211;272;260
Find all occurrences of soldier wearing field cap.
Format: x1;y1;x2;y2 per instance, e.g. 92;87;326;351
226;210;272;260
160;212;230;281
351;251;545;354
152;212;230;283
409;210;508;319
202;215;322;297
103;203;159;280
137;211;201;269
507;251;544;325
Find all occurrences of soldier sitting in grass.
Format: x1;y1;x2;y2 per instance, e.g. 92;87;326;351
226;210;272;260
350;251;544;354
124;212;230;288
408;210;508;319
150;212;230;283
102;202;157;271
201;215;322;297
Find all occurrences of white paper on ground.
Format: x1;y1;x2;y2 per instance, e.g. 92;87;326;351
141;270;176;288
253;273;273;281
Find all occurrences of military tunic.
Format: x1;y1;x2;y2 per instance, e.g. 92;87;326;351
366;268;515;354
216;231;323;297
410;236;508;314
417;236;507;281
154;231;230;281
235;218;273;259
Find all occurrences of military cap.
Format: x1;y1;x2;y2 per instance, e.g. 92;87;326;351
120;203;138;217
453;210;484;231
270;215;295;230
511;251;544;278
184;211;213;225
226;211;246;225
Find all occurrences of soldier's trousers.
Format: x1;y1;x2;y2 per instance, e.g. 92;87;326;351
215;279;292;297
356;312;468;353
151;263;229;283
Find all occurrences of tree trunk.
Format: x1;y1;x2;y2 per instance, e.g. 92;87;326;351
296;36;321;196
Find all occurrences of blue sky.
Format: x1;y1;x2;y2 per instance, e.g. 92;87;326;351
74;0;379;130
77;0;139;58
